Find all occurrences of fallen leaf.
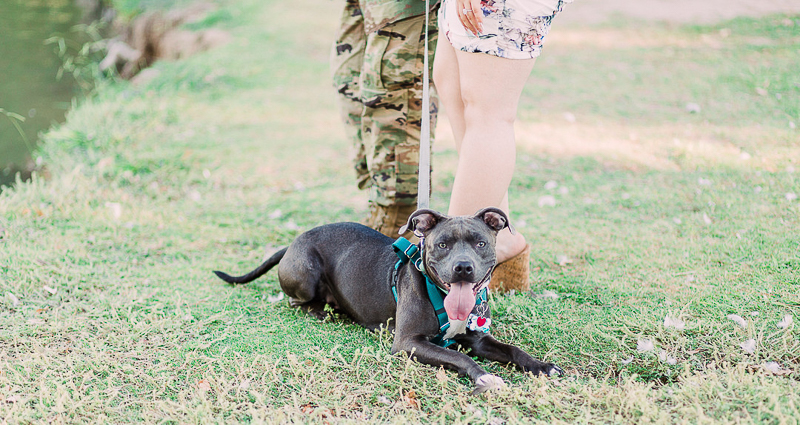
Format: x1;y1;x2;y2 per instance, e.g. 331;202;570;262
777;314;793;329
435;368;448;383
637;339;654;353
702;213;712;225
269;209;282;219
555;255;572;266
621;355;634;365
43;286;57;295
664;315;686;331
537;195;557;207
727;314;747;329
472;374;506;395
188;190;202;202
740;339;756;354
533;290;560;300
7;293;20;307
105;202;123;220
377;396;392;406
786;193;798;201
97;157;114;171
238;380;251;390
544;180;558;190
197;379;211;392
762;361;792;375
402;390;420;409
658;350;678;365
267;292;285;303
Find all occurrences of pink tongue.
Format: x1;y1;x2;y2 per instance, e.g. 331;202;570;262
443;282;476;321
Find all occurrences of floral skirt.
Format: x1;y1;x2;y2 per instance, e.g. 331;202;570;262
439;0;571;59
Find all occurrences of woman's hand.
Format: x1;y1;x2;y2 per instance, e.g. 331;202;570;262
456;0;483;36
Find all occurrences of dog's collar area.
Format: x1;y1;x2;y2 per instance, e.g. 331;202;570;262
391;237;490;348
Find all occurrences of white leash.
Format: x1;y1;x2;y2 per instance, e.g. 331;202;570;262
417;0;432;210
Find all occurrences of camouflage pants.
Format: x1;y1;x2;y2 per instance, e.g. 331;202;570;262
331;0;438;208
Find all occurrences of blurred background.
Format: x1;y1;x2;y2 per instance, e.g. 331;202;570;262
2;0;798;189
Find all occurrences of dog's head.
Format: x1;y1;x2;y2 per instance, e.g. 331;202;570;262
400;207;511;321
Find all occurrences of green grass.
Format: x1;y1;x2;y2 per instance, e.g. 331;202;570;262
1;0;799;423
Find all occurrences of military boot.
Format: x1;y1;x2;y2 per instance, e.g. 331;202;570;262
364;204;419;243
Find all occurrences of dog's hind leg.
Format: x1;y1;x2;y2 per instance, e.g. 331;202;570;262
278;248;335;320
289;298;331;320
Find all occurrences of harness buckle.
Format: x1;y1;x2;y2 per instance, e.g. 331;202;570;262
403;243;418;258
413;258;425;273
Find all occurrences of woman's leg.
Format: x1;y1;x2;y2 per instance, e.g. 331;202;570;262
432;35;466;150
447;50;536;263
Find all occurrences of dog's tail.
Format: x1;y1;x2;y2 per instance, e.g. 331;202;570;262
213;247;288;284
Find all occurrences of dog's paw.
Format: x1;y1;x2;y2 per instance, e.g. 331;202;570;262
525;362;564;378
471;374;506;395
547;365;564;377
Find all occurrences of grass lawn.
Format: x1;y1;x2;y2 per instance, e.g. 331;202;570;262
1;0;798;422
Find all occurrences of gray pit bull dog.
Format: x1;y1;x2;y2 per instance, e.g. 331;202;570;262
213;208;562;393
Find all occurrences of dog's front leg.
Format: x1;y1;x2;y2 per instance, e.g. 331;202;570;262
392;335;505;393
456;332;563;377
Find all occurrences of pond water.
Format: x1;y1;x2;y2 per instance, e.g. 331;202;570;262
0;0;98;189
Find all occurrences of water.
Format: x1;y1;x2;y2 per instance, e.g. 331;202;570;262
0;0;97;188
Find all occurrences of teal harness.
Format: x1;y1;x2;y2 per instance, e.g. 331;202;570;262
391;237;489;348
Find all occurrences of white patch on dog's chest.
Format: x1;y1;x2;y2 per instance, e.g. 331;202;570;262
443;319;467;340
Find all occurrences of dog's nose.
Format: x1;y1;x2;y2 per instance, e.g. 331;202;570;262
453;261;474;278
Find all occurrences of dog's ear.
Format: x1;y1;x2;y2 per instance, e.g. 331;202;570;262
399;209;446;235
474;207;514;234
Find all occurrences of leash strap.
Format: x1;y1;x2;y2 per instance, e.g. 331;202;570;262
417;0;432;210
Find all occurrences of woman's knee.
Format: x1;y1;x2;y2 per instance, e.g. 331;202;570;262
461;98;518;127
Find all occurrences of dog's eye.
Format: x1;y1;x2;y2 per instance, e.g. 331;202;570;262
438;242;447;249
477;241;486;248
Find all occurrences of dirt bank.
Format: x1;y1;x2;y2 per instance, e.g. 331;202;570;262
101;3;230;79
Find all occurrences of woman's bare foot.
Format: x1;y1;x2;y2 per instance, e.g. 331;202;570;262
495;228;527;264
